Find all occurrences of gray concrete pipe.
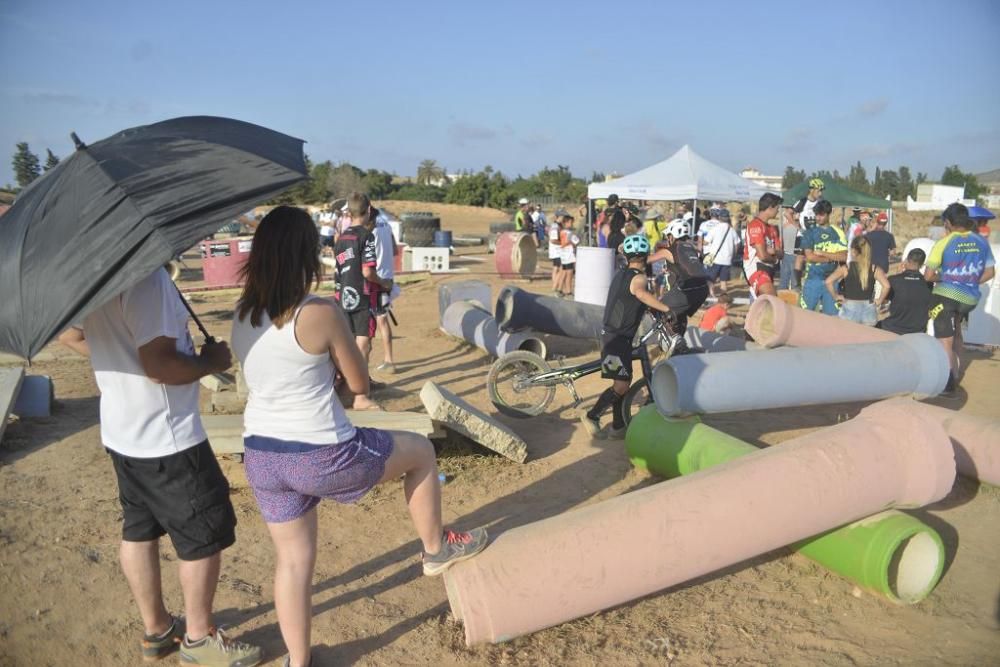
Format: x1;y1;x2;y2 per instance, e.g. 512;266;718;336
441;300;547;359
652;333;950;417
684;328;761;353
494;285;604;339
438;280;492;323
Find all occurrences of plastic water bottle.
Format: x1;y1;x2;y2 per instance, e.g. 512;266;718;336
438;473;447;484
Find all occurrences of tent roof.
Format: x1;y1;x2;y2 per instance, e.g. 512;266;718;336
587;145;770;203
782;181;890;209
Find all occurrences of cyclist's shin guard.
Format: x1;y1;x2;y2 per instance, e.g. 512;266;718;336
587;387;618;420
611;392;626;430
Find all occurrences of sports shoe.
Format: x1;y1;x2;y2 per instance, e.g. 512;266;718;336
605;424;628;440
179;627;261;667
141;616;183;662
423;528;489;576
580;415;606;439
376;362;397;374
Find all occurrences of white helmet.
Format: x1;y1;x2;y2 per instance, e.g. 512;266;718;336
518;197;529;205
664;218;692;240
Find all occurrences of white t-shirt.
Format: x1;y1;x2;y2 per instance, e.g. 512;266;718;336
373;215;395;280
319;224;335;238
82;268;206;458
796;198;819;231
561;231;580;264
231;296;356;445
548;222;562;259
704;222;738;266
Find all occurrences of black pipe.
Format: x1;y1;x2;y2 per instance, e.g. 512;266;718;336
495;285;604;339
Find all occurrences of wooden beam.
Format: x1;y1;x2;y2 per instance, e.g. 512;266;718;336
0;367;25;444
203;410;442;455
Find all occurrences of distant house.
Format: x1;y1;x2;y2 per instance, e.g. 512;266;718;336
906;183;975;211
739;167;783;191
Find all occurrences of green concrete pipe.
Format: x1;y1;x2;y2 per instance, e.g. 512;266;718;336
626;406;945;604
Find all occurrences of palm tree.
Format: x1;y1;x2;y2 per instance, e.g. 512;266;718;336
417;159;446;186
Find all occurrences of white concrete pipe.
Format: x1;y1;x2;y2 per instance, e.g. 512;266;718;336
438;280;492;323
652;333;949;417
441;300;547;359
442;400;956;645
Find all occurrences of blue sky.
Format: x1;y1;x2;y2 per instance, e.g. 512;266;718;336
2;0;999;187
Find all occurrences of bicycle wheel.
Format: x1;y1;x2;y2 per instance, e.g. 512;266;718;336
621;377;653;426
487;351;556;418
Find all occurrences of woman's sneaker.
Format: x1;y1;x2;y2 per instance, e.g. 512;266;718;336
141;616;183;662
179;627;261;667
423;528;489;575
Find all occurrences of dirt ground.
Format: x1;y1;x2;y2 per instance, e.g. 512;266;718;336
2;204;999;666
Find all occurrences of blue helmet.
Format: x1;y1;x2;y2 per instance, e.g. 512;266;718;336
622;233;651;259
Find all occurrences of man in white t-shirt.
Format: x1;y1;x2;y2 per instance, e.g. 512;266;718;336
548;212;564;294
372;208;398;374
58;267;260;666
702;208;739;295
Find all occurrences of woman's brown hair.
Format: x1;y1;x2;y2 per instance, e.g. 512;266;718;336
236;205;321;328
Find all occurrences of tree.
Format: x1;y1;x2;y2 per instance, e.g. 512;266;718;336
876;169;899;199
12;142;41;188
362;169;396;199
416;159;446;187
782;166;806;190
386;184;447;202
847;161;868;193
44;149;60;172
940;165;983;199
897;166;914;200
327;162;366;199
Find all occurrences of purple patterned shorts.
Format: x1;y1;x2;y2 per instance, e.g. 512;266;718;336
243;427;394;523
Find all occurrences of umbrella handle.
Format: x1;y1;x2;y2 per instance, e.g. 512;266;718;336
173;284;216;345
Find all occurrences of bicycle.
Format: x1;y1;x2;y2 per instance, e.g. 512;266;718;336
486;313;680;425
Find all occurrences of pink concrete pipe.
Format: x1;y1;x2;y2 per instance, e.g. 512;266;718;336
870;398;1000;486
745;294;897;348
443;401;956;645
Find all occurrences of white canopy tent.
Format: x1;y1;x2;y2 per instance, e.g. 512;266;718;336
587;145;770;202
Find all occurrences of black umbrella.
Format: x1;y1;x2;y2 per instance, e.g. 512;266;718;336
0;116;308;360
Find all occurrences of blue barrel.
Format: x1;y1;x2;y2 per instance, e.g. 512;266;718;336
433;230;453;247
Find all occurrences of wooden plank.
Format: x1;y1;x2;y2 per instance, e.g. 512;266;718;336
0;367;25;444
203;409;438;455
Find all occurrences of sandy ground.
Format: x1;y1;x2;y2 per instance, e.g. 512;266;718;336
2;203;999;666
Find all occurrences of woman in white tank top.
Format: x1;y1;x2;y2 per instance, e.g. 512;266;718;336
230;205;486;667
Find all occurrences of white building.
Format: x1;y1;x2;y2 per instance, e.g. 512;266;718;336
739;167;783;191
906;183;976;211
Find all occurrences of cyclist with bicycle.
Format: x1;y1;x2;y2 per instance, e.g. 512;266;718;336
648;218;711;353
582;234;676;439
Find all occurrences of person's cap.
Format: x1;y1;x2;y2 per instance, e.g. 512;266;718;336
555;208;568;218
876;211;889;223
852;206;862;213
716;208;731;222
518;197;529;205
607;194;620;205
643;209;663;221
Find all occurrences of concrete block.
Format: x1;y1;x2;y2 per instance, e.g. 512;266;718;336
1;367;25;444
13;375;53;417
419;381;528;463
200;372;235;393
211;391;247;414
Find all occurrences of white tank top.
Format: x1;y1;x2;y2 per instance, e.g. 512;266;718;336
231;296;356;444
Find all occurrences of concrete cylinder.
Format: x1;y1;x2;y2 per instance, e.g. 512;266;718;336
441;301;546;359
684;328;761;353
652;333;949;417
626;406;945;604
901;237;935;273
965;242;1000;346
443;401;955;644
745;294;897;348
495;232;537;279
494;285;604;339
870;398;1000;485
573;246;615;306
438;280;492;323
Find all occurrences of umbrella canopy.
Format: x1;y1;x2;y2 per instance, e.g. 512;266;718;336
782;181;890;210
0;116;307;360
967;205;995;220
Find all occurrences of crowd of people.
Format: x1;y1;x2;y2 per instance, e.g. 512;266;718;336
49;180;994;665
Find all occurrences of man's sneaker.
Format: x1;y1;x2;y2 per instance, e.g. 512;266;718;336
423;528;489;576
579;415;606;439
179;628;261;667
940;375;959;397
141;616;183;662
376;361;396;374
605;424;628;440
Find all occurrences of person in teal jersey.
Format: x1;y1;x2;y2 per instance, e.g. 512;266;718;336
799;199;847;314
925;203;996;394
